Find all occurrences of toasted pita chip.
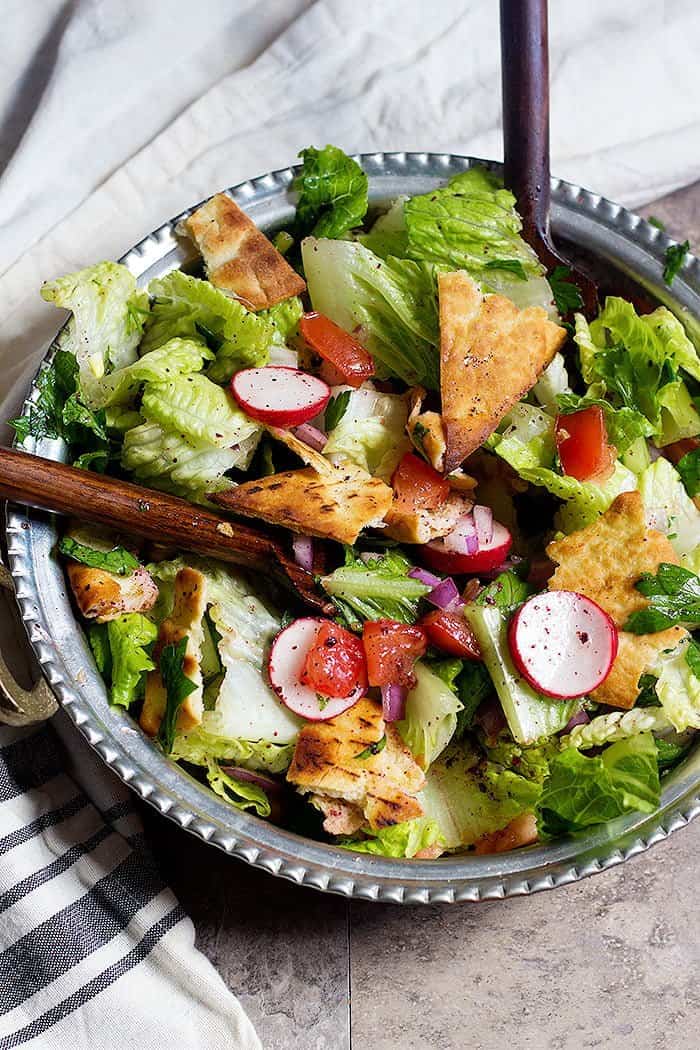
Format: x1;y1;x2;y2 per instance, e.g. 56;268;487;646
439;271;566;471
383;491;474;545
547;491;680;628
473;813;538;855
212;466;392;545
140;568;207;737
287;698;424;830
309;796;365;836
407;387;447;472
66;563;158;623
266;425;333;474
179;193;306;310
592;627;687;709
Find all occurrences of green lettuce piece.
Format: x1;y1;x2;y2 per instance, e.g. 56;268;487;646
561;708;672;750
205;759;271;817
322;387;410;481
532;354;571;415
638;458;700;559
293;144;368;238
340;818;443;857
397;662;463;769
58;536;138;576
157;636;198;754
302;236;440;388
93;338;212;408
106;613;157;708
104;406;143;433
41;262;149;408
677;448;700;498
454;662;493;737
87;623;112;678
657;380;700;446
172;730;294;773
404;167;556;313
652;633;700;732
418;744;530;850
464;603;577;745
320;548;430;630
259;297;304;344
145;270;272;381
141;373;260;449
537;733;661;837
359;197;410;259
121;422;243;503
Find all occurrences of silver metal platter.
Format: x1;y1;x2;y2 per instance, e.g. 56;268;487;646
7;153;700;904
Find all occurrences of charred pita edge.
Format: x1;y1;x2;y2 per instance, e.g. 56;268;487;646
66;562;158;623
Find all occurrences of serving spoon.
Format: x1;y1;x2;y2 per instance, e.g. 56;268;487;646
500;0;598;316
0;446;334;615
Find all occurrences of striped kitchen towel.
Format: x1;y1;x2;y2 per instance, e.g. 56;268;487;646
0;712;261;1050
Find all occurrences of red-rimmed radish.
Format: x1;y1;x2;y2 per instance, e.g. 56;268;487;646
508;591;618;699
421;521;512;575
268;618;364;721
231;367;330;427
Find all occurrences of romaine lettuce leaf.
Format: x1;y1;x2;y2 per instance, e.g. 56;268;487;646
140;372;260;449
397;662;463;769
145;270;272;382
561;708;672;750
94;338;212;408
106;613;158;708
172;730;294;773
677;447;700;499
532;354;571;415
652;633;700;732
537;733;661;838
259;296;304;344
293;145;368;239
302;236;440;388
322;386;410;481
41;262;149;408
320;548;430;630
359;197;409;259
340;817;443;858
121;422;244;502
205;759;272;816
638;457;700;559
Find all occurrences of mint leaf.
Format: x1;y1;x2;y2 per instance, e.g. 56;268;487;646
355;734;387;760
625;563;700;633
157;636;198;753
59;536;139;576
475;568;532;613
324;390;351;431
294;145;368;239
549;265;584;315
483;259;528;280
676;447;700;498
663;240;690;285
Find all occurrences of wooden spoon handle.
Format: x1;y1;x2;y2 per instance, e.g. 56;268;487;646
500;0;551;249
0;447;332;613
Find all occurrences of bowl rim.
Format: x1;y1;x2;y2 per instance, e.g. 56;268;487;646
7;150;700;905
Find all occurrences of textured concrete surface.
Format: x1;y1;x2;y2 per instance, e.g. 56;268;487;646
141;180;700;1050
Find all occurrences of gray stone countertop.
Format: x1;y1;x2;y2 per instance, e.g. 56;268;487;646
141;181;700;1050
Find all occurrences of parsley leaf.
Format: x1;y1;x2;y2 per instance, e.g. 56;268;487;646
475;568;532;613
648;216;665;230
324;390;351;431
663;240;690;285
676;447;700;498
624;563;700;633
157;637;197;754
686;639;700;680
483;259;528;281
355;734;387;760
58;536;139;576
549;265;584;315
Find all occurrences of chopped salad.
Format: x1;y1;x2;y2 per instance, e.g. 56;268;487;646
15;145;700;859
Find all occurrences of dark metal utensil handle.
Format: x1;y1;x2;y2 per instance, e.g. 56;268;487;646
500;0;551;247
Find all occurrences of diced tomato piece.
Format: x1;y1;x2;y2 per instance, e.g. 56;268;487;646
555;406;617;482
663;436;699;465
391;452;450;513
299;312;375;388
419;610;482;660
300;621;367;699
362;620;427;688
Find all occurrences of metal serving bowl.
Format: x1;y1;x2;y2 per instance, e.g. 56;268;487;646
6;153;700;904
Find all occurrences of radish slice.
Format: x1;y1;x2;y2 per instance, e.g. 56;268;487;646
422;522;512;575
508;591;618;699
268;618;364;721
231;367;330;427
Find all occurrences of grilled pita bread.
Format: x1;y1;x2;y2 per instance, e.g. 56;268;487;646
179;193;306;311
287;698;425;830
591;627;687;709
407;387;448;472
439;271;566;471
212;466;393;545
383;491;474;545
140;567;207;737
66;563;158;623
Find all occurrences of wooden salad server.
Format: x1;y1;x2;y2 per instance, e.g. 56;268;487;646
0;446;334;615
500;0;598;316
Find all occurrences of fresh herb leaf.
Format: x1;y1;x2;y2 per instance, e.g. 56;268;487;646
272;230;294;256
9;350;78;443
676;447;700;498
316;694;330;711
72;449;110;472
454;661;493;737
293;145;369;239
475;568;532;613
648;216;665;231
324;390;351;431
663;240;690;285
410;419;429;456
483;259;528;280
355;734;387;760
59;536;139;576
635;673;661;707
625;563;700;633
655;736;690;772
685;639;700;679
549;265;584;315
157;636;197;754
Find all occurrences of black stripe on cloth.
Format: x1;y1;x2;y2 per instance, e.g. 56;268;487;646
101;799;136;831
0;727;64;803
0;823;115;914
0;794;88;856
0;902;185;1049
0;846;168;1014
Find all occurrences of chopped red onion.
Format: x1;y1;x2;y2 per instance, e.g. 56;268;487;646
648;443;662;462
473;505;494;546
219;766;282;794
443;514;479;555
563;709;590;733
292;534;314;571
292;422;327;451
381;683;408;722
408;567;442;588
425;576;461;610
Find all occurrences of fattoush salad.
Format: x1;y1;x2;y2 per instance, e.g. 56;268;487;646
15;145;700;858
